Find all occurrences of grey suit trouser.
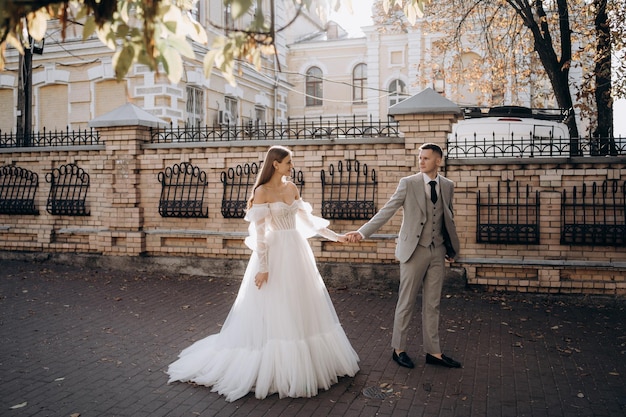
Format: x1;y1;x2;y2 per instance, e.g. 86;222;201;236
391;243;446;354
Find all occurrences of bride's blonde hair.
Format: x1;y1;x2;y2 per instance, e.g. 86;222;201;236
247;145;292;209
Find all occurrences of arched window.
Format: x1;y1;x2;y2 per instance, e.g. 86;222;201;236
353;63;367;103
305;67;323;106
388;79;408;107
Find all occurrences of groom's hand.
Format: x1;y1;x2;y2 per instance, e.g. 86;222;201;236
345;231;362;243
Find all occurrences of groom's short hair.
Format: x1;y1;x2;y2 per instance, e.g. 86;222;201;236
419;143;443;158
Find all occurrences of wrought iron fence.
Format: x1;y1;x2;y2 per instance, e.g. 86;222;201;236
561;180;625;246
150;116;401;143
477;181;539;244
0;165;39;215
45;163;90;216
220;163;258;219
321;160;377;220
447;134;626;158
0;127;100;148
221;164;304;218
158;162;208;218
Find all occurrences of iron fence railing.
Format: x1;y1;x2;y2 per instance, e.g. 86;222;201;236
45;163;90;216
221;164;304;218
0;127;100;148
447;134;626;158
0;165;39;215
220;163;259;219
561;180;625;246
158;162;209;218
321;160;377;220
150;116;401;143
477;181;539;244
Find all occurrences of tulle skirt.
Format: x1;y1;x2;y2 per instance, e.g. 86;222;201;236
167;229;360;402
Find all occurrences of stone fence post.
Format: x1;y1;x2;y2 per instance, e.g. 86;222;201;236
88;103;168;256
387;87;462;171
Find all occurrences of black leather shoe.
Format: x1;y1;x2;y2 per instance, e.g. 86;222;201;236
425;353;462;368
392;351;415;368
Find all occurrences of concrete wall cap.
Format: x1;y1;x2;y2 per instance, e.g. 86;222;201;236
89;103;169;128
389;87;462;116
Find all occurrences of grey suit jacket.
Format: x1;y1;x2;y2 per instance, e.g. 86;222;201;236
358;173;460;263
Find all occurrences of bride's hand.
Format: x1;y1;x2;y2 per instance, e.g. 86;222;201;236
255;272;268;289
336;234;347;243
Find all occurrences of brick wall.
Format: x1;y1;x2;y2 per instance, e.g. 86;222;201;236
1;109;624;295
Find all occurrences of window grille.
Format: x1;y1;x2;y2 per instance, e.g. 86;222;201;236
0;165;39;215
45;163;90;216
477;181;539;244
561;180;625;246
158;162;208;218
321;160;377;220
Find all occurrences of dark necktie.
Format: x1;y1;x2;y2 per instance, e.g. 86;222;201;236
429;180;437;204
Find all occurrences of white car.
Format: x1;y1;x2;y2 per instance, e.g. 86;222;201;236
448;106;570;158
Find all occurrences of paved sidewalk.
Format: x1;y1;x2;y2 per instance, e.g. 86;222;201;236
1;258;625;417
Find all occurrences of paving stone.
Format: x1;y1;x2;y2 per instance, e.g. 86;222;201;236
1;259;625;417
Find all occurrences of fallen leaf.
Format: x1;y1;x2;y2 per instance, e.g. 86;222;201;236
10;402;27;409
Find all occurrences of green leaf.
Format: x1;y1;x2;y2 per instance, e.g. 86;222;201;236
167;36;195;59
82;16;96;40
160;43;184;83
230;0;254;20
113;44;136;80
96;22;117;50
203;49;220;79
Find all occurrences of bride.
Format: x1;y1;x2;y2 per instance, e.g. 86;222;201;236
167;145;360;402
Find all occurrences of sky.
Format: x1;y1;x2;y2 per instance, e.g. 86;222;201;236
329;0;625;136
328;0;374;37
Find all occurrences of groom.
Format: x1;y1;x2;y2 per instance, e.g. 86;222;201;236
347;143;461;369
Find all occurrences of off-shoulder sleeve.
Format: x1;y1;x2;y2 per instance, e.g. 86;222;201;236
295;200;339;241
244;205;271;273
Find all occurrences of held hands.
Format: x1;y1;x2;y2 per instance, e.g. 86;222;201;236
255;272;268;289
336;232;361;243
345;231;363;243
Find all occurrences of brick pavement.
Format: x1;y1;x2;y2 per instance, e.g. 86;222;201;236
1;258;625;417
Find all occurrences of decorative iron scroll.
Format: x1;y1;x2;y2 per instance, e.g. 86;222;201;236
561;180;625;246
321;160;377;220
477;181;539;244
45;163;90;216
221;163;258;219
220;163;304;218
0;165;39;215
158;162;208;218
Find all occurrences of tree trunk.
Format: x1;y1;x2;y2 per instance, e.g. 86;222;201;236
509;0;580;154
593;0;616;155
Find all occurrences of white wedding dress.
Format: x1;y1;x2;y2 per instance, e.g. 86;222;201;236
167;200;360;402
